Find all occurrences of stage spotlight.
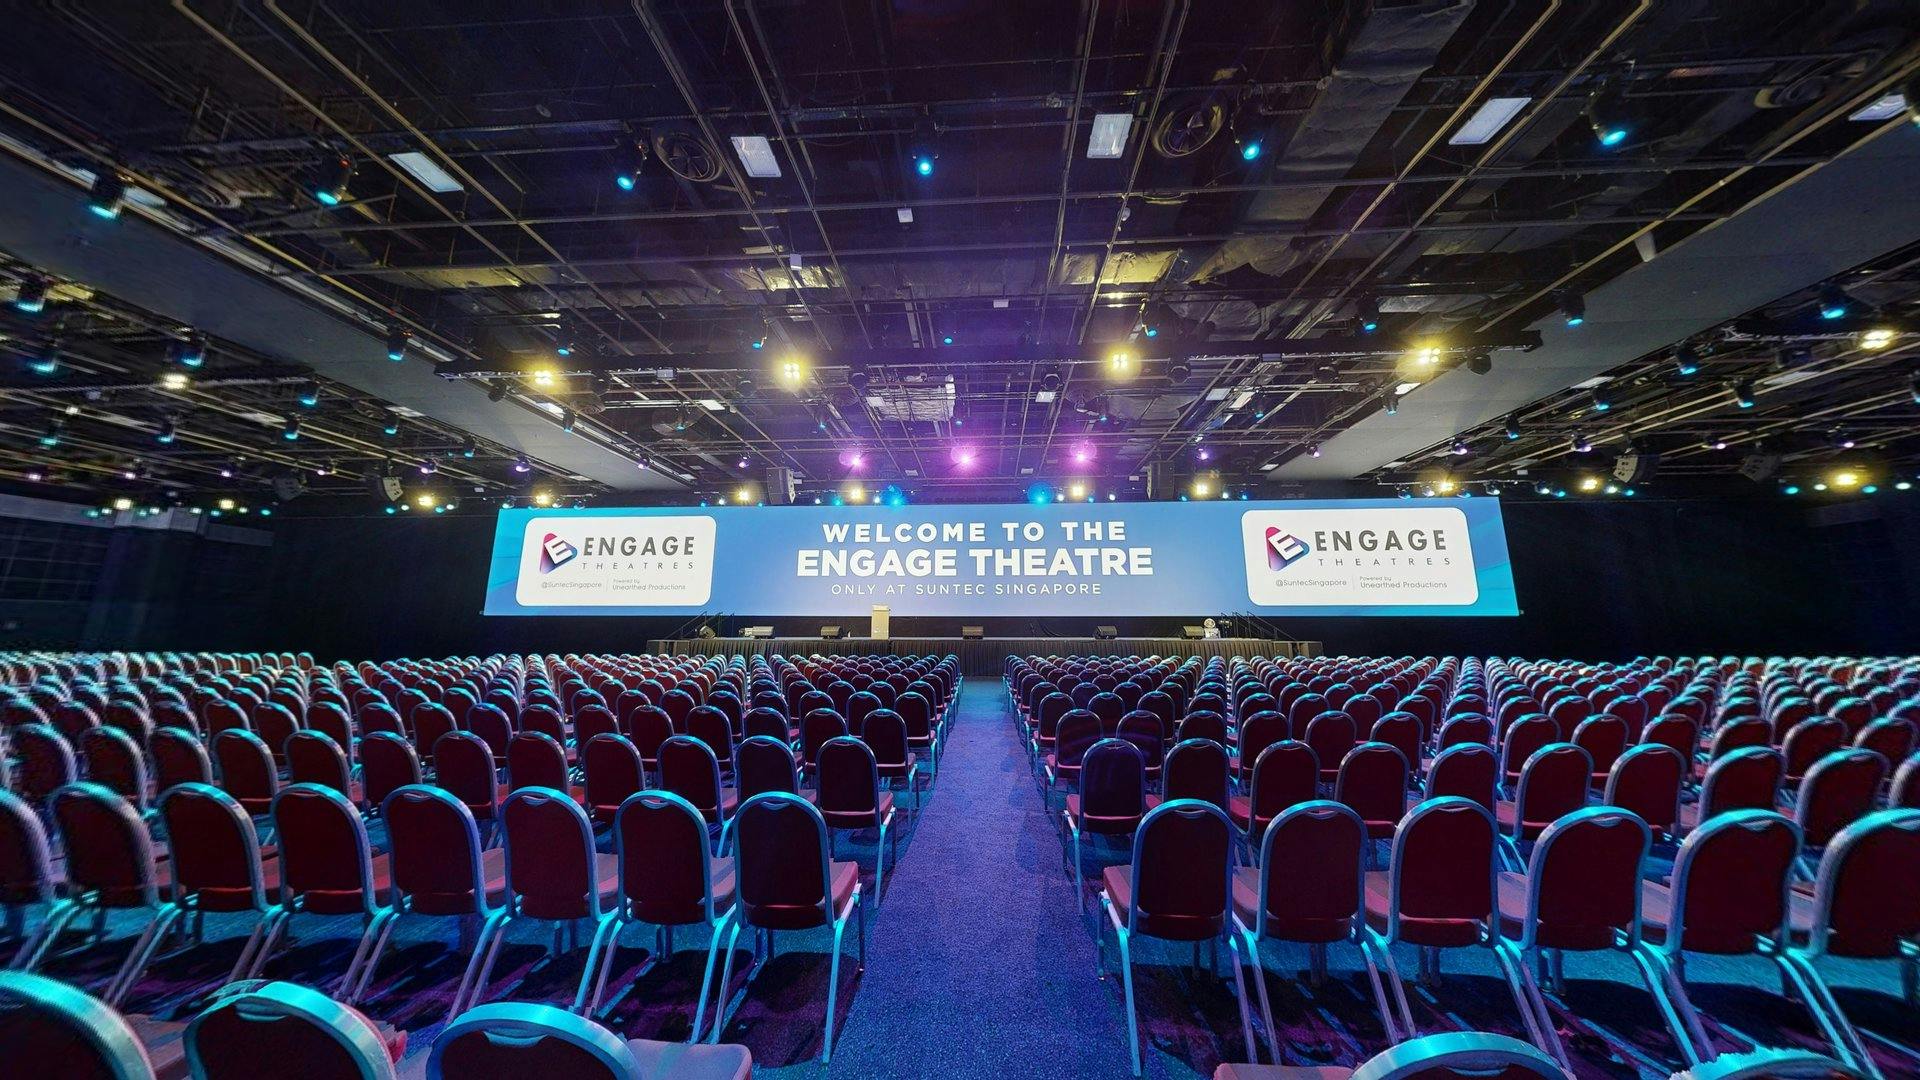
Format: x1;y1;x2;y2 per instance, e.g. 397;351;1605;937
1357;294;1380;333
779;356;807;386
310;154;353;206
613;140;648;191
513;454;532;474
296;381;321;408
1039;369;1062;394
559;408;576;433
848;367;871;394
1579;475;1602;492
1190;478;1213;498
178;333;207;368
909;119;939;177
1106;348;1135;377
1068;481;1087;500
1450;438;1471;456
1382;392;1398;416
87;171;126;219
13;275;48;313
159;369;190;390
1234;128;1264;161
845;483;868;504
1830;469;1863;489
1858;326;1896;351
1733;378;1757;408
1504;414;1523;441
1672;345;1701;376
28;339;60;376
382;324;409;362
460;437;477;459
1166;360;1192;385
419;457;438;476
1589;388;1612;412
382;414;401;437
1817;284;1853;320
1910;370;1920;404
1307;442;1322;458
1570;430;1593;453
487;380;508;402
1559;290;1586;327
1465;351;1493;375
952;446;977;469
1828;427;1857;450
1584;85;1632;148
533;490;553;507
155;419;176;444
281;415;301;441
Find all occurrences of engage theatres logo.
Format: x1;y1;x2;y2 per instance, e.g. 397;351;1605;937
516;514;716;608
539;533;579;573
1264;527;1311;570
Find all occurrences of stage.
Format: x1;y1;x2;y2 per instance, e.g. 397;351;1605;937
645;636;1321;675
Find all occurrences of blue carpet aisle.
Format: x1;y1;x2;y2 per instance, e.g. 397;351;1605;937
743;678;1153;1079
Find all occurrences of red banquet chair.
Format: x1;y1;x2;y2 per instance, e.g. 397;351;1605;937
1233;800;1402;1060
1638;809;1818;1066
182;979;401;1080
0;789;57;960
1604;743;1686;842
710;791;865;1063
581;790;737;1036
429;1000;750;1080
355;785;509;1012
582;734;646;826
261;783;395;998
158;782;280;984
1362;796;1553;1054
81;726;149;814
286;729;358;804
1680;745;1784;834
1098;797;1255;1076
25;784;175;1007
1230;740;1318;853
1793;749;1887;876
1495;743;1592;868
460;786;622;1014
1783;808;1920;1074
358;731;422;816
436;730;507;842
660;734;737;826
1493;806;1678;1071
152;725;213;795
1336;742;1411;848
1062;739;1147;911
816;735;898;902
1421;742;1498;814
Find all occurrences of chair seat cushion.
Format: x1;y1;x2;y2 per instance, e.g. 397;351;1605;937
625;1039;753;1080
1065;795;1142;835
1362;870;1483;948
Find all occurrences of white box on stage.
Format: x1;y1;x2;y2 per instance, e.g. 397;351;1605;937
871;605;890;640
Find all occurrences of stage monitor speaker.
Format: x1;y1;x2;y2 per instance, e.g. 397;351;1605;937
365;472;404;503
1613;448;1660;484
271;471;307;503
960;626;984;640
1094;625;1118;640
764;466;798;505
1740;450;1783;483
741;626;774;639
695;626;718;640
1145;462;1177;501
820;625;843;640
1182;625;1206;640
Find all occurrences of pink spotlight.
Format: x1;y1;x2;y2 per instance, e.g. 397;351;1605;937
1072;444;1092;465
1197;448;1212;462
952;447;977;469
840;450;866;471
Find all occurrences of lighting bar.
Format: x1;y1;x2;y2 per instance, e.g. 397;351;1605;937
1087;113;1133;159
1447;96;1531;146
388;151;464;193
730;136;782;179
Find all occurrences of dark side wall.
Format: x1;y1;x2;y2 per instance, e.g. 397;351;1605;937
5;496;1912;662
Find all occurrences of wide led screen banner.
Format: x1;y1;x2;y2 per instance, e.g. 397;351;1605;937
483;498;1518;619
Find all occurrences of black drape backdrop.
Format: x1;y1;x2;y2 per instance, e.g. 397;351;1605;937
183;497;1917;662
